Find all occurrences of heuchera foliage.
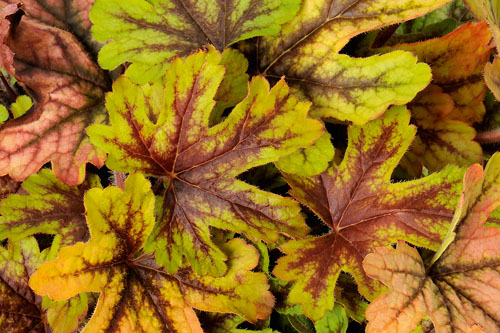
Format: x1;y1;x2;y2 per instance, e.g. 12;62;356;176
0;0;497;332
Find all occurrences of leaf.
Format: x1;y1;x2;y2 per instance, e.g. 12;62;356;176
276;132;335;176
43;294;89;333
30;173;274;332
0;168;101;245
485;57;500;101
88;48;322;276
274;106;465;321
254;0;456;124
334;273;368;323
0;0;98;52
314;304;348;333
376;21;493;124
0;4;108;185
363;153;500;332
90;0;300;83
401;85;482;176
210;48;249;126
0;237;88;332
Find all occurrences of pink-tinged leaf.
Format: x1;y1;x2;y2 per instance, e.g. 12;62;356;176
364;153;500;332
0;4;109;185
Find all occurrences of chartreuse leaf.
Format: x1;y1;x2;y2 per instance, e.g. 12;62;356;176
211;49;249;125
256;0;454;124
0;94;32;124
0;4;108;185
363;153;500;332
30;173;274;332
275;106;465;321
0;169;101;245
401;85;482;176
276;132;334;176
88;48;322;276
314;304;348;333
0;237;88;332
486;58;500;101
90;0;300;83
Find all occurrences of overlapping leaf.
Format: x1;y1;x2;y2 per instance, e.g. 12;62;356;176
88;48;322;276
274;106;465;321
401;85;482;176
30;173;274;332
0;0;99;52
377;21;493;124
0;169;101;245
363;153;500;332
254;0;457;124
0;4;109;185
0;237;88;333
464;0;500;101
90;0;300;83
375;22;491;174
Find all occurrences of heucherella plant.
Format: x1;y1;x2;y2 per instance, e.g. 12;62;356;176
0;0;498;331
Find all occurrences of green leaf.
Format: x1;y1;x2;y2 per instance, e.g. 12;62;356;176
255;0;456;124
30;174;274;332
0;169;101;245
276;132;335;176
88;48;323;276
314;304;348;333
274;106;465;321
90;0;300;83
10;95;32;118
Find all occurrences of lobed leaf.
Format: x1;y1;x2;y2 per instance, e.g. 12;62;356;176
364;153;500;332
0;4;109;185
401;85;482;176
255;0;455;124
88;48;322;276
376;21;493;124
90;0;300;83
30;173;274;332
0;169;101;245
274;106;465;321
0;237;88;332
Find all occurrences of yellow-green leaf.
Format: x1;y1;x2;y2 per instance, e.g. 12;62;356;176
30;173;274;332
90;0;300;83
88;48;322;276
256;0;453;124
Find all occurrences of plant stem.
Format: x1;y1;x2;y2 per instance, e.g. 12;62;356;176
475;128;500;144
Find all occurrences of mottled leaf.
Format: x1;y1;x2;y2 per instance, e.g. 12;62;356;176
0;237;88;332
0;169;101;245
255;0;456;124
401;85;482;176
274;106;464;321
335;273;367;323
364;153;500;332
0;4;108;185
90;0;300;83
30;173;274;332
88;48;322;276
376;21;493;124
0;0;99;52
